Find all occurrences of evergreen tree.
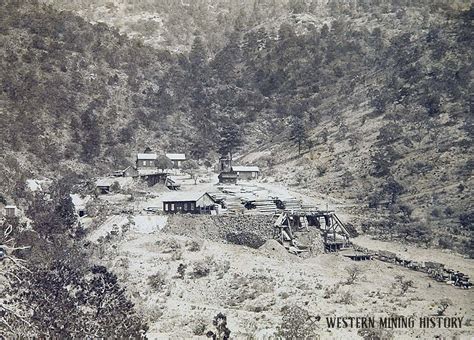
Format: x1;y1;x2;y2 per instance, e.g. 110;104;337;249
218;121;243;163
290;117;308;155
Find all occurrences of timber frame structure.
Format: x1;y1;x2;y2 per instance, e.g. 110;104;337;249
273;209;355;253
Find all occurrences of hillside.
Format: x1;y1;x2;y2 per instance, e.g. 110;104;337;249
1;0;473;255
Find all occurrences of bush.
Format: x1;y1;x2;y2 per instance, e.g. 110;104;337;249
335;291;353;304
344;265;363;285
186;240;202;252
393;275;413;295
148;272;167;291
177;263;187;279
276;305;319;340
436;298;452;316
192;258;212;278
157;238;181;253
206;313;231;340
192;317;207;336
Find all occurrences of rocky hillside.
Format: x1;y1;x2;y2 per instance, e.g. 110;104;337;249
1;0;472;253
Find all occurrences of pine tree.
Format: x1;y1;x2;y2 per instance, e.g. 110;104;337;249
290;117;308;155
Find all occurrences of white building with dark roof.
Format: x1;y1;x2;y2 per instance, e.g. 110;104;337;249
165;153;186;168
231;166;260;180
136;153;158;169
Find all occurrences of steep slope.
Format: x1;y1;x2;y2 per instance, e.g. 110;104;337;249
1;0;472;255
0;0;195;197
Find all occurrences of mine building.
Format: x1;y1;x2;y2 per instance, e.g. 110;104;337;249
162;192;217;214
231;166;260;180
136;153;158;169
96;178;114;194
218;171;238;184
166;153;186;168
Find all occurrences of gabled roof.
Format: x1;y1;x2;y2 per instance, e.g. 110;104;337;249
161;191;213;203
166;153;186;161
96;178;115;187
137;153;157;160
232;166;260;172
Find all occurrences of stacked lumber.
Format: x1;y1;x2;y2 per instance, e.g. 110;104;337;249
280;197;302;211
245;199;278;215
224;197;245;214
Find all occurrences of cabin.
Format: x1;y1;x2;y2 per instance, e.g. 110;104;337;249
218;171;238;184
4;205;17;218
231;166;260;180
136;153;158;169
96;178;114;195
162;192;217;214
166;153;186;168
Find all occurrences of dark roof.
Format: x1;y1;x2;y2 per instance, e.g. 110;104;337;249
161;192;214;203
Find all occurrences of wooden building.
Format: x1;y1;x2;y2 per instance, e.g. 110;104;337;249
5;205;17;218
142;172;168;186
231;166;260;180
218;171;238;184
162;192;216;214
136;153;158;169
166;153;186;168
96;179;113;194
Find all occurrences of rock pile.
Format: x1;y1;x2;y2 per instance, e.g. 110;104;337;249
163;215;275;246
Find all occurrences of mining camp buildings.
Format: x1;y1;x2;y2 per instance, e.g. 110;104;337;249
232;166;260;180
162;192;217;214
136;153;158;169
166;153;186;168
218;171;238;184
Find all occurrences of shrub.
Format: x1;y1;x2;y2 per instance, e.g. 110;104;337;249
436;298;452;316
147;272;167;291
393;275;413;295
177;263;187;279
344;265;363;285
171;250;183;261
206;313;231;340
157;238;181;253
192;317;207;336
192;258;212;278
186;240;202;252
323;284;340;299
336;291;353;305
276;305;319;339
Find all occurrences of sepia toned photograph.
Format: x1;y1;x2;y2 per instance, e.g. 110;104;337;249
0;0;472;338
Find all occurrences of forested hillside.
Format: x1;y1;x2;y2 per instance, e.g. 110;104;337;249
1;0;472;253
